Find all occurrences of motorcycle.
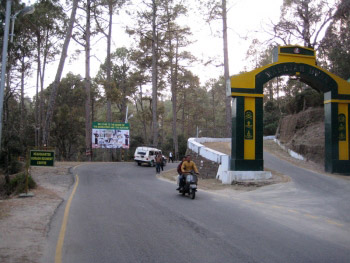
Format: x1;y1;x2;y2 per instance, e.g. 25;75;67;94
178;172;198;199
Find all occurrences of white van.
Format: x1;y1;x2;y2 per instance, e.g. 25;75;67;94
134;146;163;166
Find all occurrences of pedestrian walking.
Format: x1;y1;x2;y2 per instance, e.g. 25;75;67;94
160;155;165;171
169;152;173;163
155;153;162;173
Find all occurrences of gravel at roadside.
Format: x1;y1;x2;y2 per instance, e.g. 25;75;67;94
0;162;79;263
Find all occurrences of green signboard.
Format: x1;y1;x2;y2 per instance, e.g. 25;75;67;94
30;150;55;167
244;110;254;140
338;114;346;141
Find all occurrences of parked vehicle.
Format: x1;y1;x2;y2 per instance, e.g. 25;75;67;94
134;146;164;167
178;172;198;199
162;155;167;165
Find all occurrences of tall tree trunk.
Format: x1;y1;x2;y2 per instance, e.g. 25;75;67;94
166;4;179;160
106;3;113;122
173;37;180;159
151;0;158;146
138;85;148;143
4;68;11;184
42;0;78;146
222;0;231;138
106;2;114;161
212;89;216;135
85;0;92;161
35;34;41;147
40;29;50;146
121;67;127;122
183;91;187;137
301;0;311;46
20;54;25;153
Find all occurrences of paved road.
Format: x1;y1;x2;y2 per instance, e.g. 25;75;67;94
42;158;350;263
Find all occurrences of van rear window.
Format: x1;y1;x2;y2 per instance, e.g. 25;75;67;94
137;151;146;155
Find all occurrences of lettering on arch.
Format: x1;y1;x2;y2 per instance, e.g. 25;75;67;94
255;63;337;93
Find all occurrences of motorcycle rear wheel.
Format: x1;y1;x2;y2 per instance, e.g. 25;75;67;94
190;190;196;199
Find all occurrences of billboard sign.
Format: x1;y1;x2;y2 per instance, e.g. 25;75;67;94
92;122;130;149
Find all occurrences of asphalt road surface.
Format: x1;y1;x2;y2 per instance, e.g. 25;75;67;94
42;156;350;263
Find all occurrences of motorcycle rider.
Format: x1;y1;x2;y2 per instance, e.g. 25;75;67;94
176;157;185;190
181;155;199;182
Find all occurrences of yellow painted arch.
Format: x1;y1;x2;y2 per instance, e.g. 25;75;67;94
227;45;350;96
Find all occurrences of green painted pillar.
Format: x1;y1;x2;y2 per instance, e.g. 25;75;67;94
324;92;350;174
230;96;264;171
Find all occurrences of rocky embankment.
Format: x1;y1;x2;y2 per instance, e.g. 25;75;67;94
276;107;324;165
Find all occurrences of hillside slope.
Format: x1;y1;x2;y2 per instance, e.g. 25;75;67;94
276;107;324;165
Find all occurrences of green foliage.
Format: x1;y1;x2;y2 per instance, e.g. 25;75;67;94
177;134;188;159
3;0;350;165
8;173;36;195
162;134;188;160
284;88;323;114
263;100;281;135
263;88;323;135
320;7;350;79
8;159;23;175
46;73;86;160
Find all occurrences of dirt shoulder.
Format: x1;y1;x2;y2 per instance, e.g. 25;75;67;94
0;162;81;263
158;165;289;194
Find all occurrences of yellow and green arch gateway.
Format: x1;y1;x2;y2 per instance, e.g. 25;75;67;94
228;45;350;174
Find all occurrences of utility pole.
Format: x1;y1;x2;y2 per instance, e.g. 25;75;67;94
0;1;35;151
0;0;12;152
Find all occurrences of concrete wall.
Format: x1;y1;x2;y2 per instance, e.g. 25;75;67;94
187;138;230;181
186;149;220;179
187;137;272;184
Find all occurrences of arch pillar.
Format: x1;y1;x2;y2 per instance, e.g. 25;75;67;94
227;45;350;175
231;94;264;171
324;92;350;173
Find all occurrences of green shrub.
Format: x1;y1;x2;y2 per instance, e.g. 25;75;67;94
264;100;281;135
284;89;323;114
8;173;36;194
9;159;23;174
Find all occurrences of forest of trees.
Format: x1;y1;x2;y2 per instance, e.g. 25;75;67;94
0;0;349;175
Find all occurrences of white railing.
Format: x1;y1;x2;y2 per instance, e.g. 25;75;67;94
187;137;230;181
187;137;272;184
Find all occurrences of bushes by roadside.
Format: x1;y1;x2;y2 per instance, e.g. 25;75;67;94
0;173;36;198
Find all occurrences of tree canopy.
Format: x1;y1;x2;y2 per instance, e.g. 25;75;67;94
0;0;349;170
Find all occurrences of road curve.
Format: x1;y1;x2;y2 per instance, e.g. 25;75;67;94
42;161;350;263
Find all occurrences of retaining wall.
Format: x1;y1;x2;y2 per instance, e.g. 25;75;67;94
187;137;230;181
187;137;272;184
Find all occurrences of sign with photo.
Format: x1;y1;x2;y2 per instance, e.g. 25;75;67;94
92;122;130;149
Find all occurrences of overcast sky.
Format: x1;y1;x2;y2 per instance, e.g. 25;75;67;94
23;0;283;97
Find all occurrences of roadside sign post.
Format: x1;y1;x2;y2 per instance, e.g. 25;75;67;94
30;150;55;167
19;149;55;198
